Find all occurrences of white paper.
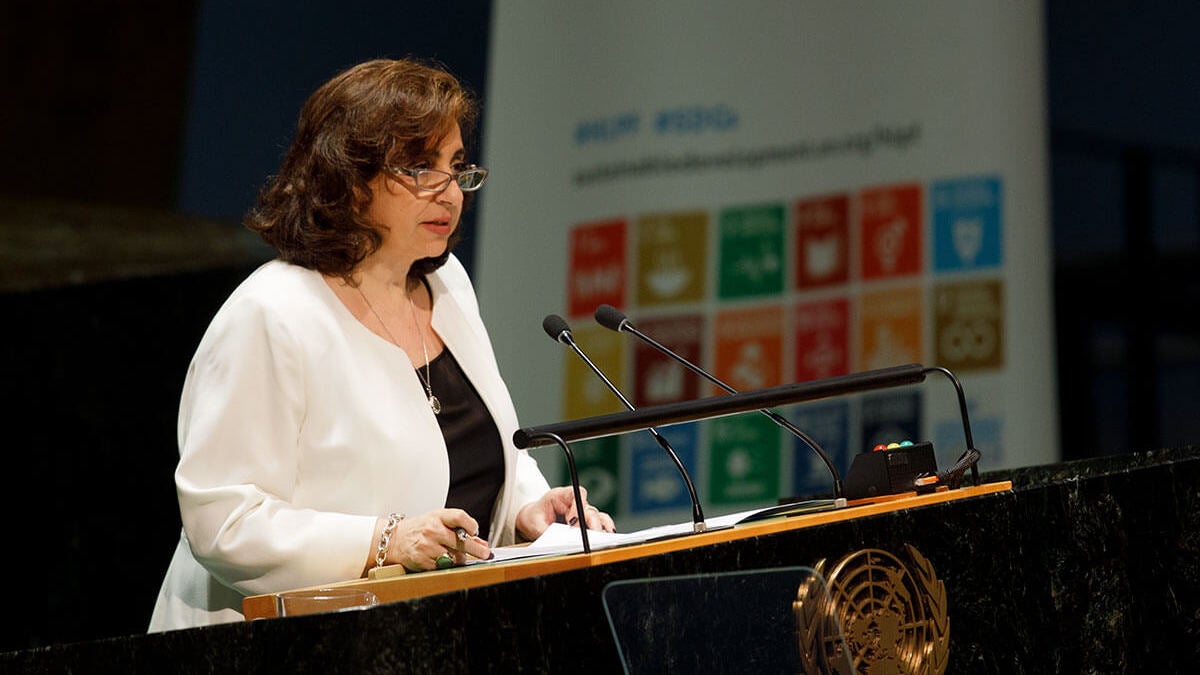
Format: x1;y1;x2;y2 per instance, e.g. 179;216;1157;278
478;499;845;565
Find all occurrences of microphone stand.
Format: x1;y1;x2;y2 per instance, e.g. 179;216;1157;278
546;316;708;533
524;431;590;553
923;366;982;487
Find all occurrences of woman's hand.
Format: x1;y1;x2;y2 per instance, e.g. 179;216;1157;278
515;486;616;541
366;509;490;574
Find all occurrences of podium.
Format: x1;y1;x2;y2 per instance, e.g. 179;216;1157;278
233;484;1004;672
602;566;855;674
240;484;1006;622
3;448;1199;673
2;446;1200;667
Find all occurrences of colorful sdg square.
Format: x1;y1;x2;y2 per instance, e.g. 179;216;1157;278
860;183;923;280
932;176;1003;272
789;400;850;497
714;305;784;394
568;219;626;318
708;415;782;506
569;436;621;516
933;279;1005;372
718;203;785;299
629;423;700;513
795;194;851;289
636;212;708;307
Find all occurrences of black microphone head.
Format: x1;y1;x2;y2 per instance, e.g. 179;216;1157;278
594;304;630;332
542;314;573;344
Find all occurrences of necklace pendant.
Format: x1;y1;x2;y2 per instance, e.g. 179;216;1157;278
429;394;442;415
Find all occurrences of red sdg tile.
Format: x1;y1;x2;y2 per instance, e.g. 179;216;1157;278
860;184;923;280
569;219;625;318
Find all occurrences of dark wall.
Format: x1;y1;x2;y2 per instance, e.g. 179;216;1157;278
0;1;196;209
1046;2;1200;458
1;0;1197;653
0;0;492;653
176;0;493;270
2;267;253;650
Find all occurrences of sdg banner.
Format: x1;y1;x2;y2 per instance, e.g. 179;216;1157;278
479;1;1054;528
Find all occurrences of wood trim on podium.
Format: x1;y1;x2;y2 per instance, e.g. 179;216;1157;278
243;481;1012;621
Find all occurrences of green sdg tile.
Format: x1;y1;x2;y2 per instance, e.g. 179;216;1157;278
707;415;782;505
718;203;786;299
571;436;621;515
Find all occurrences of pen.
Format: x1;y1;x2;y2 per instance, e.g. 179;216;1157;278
453;527;495;562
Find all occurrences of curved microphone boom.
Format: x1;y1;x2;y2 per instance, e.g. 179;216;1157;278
594;304;845;499
542;314;709;532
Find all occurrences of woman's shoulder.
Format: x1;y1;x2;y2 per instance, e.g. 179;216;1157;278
190;260;342;362
224;260;326;308
207;260;334;335
234;258;319;292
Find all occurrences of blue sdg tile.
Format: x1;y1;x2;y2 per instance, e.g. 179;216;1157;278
629;423;699;513
790;401;850;497
932;176;1003;271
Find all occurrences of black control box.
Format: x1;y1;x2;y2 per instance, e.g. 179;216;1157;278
843;441;938;499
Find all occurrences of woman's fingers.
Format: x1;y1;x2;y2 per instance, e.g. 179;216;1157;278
392;510;489;570
582;504;616;533
514;485;617;541
554;487;616;533
551;485;589;525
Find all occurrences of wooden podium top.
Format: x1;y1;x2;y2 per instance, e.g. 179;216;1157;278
243;481;1011;621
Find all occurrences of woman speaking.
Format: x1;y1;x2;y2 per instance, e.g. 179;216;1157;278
150;58;613;631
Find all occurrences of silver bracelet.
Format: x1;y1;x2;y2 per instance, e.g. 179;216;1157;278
375;512;405;568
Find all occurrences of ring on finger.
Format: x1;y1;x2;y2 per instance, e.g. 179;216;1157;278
435;552;454;569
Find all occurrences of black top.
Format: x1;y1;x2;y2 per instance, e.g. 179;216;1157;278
424;348;505;541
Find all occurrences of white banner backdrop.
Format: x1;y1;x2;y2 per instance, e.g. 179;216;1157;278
476;1;1055;527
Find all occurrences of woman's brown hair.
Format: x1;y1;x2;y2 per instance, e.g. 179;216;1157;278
245;58;479;283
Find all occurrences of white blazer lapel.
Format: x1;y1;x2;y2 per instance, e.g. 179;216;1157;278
426;261;525;542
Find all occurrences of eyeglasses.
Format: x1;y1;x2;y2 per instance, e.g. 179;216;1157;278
387;165;489;193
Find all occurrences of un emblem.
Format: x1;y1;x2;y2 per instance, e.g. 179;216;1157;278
794;545;950;674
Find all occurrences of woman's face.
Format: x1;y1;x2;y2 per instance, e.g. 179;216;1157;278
364;123;466;265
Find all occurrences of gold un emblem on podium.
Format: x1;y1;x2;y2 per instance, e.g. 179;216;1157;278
794;545;950;674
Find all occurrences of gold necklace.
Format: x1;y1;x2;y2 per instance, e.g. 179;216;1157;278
357;286;442;415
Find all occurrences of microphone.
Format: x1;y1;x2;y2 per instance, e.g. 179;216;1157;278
594;304;844;499
542;314;709;532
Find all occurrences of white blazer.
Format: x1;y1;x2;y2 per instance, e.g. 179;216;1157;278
148;255;550;631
